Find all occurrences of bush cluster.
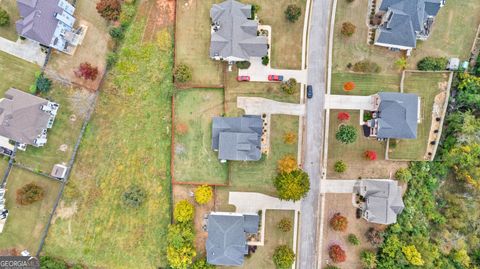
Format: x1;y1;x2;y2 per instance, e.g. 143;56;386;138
274;169;310;201
273;245;295;269
280;78;298;95
194;185;213;205
353;60;381;73
16;183;44;205
417;56;448;71
335;125;357;144
284;5;302;23
0;8;10;26
122;185;146;208
174;64;193;83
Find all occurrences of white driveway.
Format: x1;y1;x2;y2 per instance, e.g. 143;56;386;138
320;180;359;193
238;57;308;84
0;37;46;66
325;94;374;110
237;97;306;116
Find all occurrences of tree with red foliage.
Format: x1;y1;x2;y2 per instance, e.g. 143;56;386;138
343;81;355;91
329;244;346;263
330;213;348;231
364;150;377;161
337;112;350;121
75;62;99;81
96;0;121;21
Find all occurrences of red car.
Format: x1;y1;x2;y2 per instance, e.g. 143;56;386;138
268;75;284;81
237;76;250;82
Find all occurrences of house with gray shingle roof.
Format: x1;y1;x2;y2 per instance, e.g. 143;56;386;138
365;92;419;139
210;0;268;62
212;115;263;162
0;88;59;150
358;180;404;225
206;212;259;266
374;0;445;53
16;0;82;54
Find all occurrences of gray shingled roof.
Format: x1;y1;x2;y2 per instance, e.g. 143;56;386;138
0;89;50;145
212;116;262;161
16;0;75;48
374;92;419;139
210;0;268;60
360;180;404;225
206;213;259;266
376;0;443;48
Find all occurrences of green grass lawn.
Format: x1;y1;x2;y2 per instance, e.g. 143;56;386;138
0;0;20;41
408;0;480;69
175;0;224;86
174;88;228;184
42;18;173;268
388;72;450;160
0;51;39;94
229;114;298;195
219;210;295;269
255;0;306;69
331;72;401;95
0;167;61;253
15;85;93;173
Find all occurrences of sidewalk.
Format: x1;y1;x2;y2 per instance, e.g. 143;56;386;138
0;37;46;66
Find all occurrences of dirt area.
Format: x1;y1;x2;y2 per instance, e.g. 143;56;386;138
52;201;78;224
172;184;214;255
321;193;385;269
425;91;447;160
139;0;176;42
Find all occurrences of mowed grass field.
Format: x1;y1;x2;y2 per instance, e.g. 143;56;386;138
388;72;450;160
174;88;228;185
331;72;400;95
175;0;224;86
0;51;38;94
0;167;61;253
219;210;295;269
15;85;94;173
0;0;20;41
255;0;306;69
42;19;173;268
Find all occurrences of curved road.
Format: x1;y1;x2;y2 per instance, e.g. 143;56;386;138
297;0;331;268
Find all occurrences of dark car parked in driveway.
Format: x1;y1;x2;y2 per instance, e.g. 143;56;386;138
307;85;313;98
268;75;284;81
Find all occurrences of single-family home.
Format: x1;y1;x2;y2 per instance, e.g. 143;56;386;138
211;115;263;162
16;0;83;54
374;0;445;54
365;92;419;139
206;212;259;266
0;188;8;233
358;180;404;225
210;0;268;62
0;88;59;151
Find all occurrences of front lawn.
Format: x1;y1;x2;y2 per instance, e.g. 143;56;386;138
0;51;39;94
0;167;61;253
174;88;228;185
42;17;173;268
15;85;94;174
331;72;400;95
0;0;20;41
388;72;450;160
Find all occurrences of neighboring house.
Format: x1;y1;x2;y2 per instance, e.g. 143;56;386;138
374;0;445;54
16;0;83;54
0;188;8;233
0;88;59;151
365;92;419;139
212;115;263;162
210;0;268;62
206;212;259;266
358;180;405;225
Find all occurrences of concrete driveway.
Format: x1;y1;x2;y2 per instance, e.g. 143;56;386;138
324;94;374;110
0;37;46;66
320;180;359;193
237;97;306;116
238;56;308;84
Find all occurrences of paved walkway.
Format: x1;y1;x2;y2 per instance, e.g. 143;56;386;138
324;94;373;110
237;97;306;116
0;37;46;66
238;56;308;84
229;191;301;254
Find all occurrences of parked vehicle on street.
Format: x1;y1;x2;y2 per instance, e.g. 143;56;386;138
307;85;313;98
268;75;284;81
237;76;250;82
